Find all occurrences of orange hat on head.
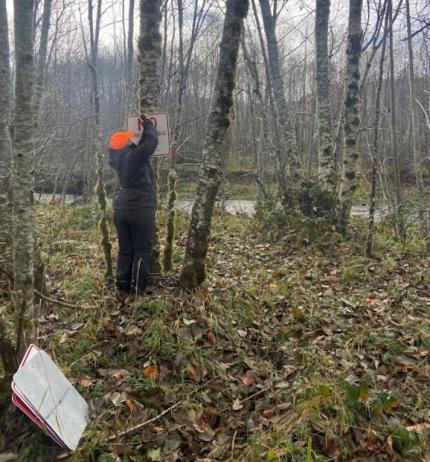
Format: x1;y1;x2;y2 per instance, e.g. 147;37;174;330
109;130;134;150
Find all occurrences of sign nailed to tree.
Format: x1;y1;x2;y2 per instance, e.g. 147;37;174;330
125;112;171;157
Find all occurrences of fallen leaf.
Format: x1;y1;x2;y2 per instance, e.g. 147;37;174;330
207;330;216;344
79;377;92;388
144;365;159;379
262;409;274;419
125;399;138;413
241;370;255;386
186;363;198;381
232;398;243;411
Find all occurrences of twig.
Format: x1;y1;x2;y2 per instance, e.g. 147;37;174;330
1;265;87;310
107;401;182;442
34;289;85;310
106;378;215;442
239;386;270;404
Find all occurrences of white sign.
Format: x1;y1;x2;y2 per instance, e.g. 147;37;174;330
12;344;89;451
126;112;171;157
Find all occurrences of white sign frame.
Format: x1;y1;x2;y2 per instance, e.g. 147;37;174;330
125;112;171;157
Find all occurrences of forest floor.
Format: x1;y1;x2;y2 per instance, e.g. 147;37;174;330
1;203;430;462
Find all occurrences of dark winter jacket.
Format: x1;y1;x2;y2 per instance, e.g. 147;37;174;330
108;118;158;210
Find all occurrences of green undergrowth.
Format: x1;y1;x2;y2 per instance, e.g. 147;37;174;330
1;203;429;461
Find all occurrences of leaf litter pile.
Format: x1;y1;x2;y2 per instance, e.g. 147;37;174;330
2;204;430;462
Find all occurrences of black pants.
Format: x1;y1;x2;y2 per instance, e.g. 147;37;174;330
113;207;156;292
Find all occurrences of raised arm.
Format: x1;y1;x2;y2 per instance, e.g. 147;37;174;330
129;118;159;162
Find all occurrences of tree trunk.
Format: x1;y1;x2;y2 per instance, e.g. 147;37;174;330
258;0;301;207
0;0;12;281
0;0;17;375
405;0;428;246
127;0;135;110
241;34;269;206
336;0;363;233
33;0;52;116
87;0;113;282
366;5;389;257
13;0;36;355
315;0;335;194
388;0;404;238
32;0;52;295
180;0;249;288
138;0;162;275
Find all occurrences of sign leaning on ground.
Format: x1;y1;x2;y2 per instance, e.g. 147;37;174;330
125;112;171;157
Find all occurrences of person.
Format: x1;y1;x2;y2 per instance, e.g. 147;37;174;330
108;117;159;297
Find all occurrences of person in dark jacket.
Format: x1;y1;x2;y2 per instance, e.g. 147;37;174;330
108;117;159;296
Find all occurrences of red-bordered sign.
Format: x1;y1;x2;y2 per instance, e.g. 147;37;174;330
125;112;171;157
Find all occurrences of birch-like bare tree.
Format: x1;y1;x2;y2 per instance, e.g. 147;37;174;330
0;0;12;280
258;0;297;207
388;0;404;238
85;0;113;281
0;0;17;375
13;0;36;355
315;0;335;195
138;0;162;275
180;0;249;288
405;0;428;245
367;2;389;256
336;0;363;233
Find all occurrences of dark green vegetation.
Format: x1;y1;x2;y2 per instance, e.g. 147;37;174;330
1;204;429;461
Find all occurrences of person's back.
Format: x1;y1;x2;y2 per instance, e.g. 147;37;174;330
108;118;159;297
109;119;158;210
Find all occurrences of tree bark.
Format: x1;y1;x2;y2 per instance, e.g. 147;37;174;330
405;0;428;246
315;0;335;194
127;0;135;110
0;0;12;282
87;0;114;282
138;0;163;275
366;4;389;257
241;33;269;206
258;0;300;208
336;0;363;233
180;0;249;288
388;0;404;238
13;0;36;355
34;0;52;116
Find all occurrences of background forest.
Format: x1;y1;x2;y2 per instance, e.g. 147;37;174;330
0;0;430;461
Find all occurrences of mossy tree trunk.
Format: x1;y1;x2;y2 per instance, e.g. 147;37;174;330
12;0;36;355
126;0;135;110
163;150;177;272
86;0;113;282
258;0;301;208
0;0;17;374
0;0;12;283
163;0;182;272
138;0;162;275
179;0;249;289
315;0;335;196
336;0;363;233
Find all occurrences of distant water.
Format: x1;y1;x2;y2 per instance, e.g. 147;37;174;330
37;194;385;219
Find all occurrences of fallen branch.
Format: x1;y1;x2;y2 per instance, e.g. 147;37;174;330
106;378;215;442
34;290;85;310
1;265;87;310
